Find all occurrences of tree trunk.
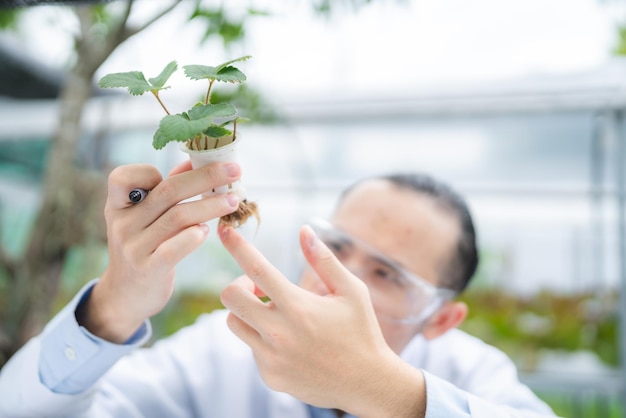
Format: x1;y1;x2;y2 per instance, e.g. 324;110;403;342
0;5;119;366
0;1;186;368
3;48;107;361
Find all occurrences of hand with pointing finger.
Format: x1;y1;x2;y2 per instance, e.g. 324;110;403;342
219;224;426;418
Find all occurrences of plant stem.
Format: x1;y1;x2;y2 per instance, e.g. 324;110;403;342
233;118;237;140
152;91;170;115
205;79;215;104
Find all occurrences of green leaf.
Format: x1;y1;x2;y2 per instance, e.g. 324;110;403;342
183;65;219;81
98;71;152;96
203;125;232;138
215;55;252;72
98;61;178;95
152;128;172;150
183;65;246;84
187;103;237;120
214;66;247;83
183;55;251;83
148;61;178;90
152;111;233;150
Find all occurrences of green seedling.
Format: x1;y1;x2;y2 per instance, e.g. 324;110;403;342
98;55;259;228
98;55;251;150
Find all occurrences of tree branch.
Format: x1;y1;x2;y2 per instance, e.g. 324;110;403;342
90;0;183;75
120;0;183;44
110;0;133;46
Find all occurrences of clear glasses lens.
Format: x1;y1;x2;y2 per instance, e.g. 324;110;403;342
310;218;454;324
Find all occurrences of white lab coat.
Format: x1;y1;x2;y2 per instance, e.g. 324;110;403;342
0;302;556;418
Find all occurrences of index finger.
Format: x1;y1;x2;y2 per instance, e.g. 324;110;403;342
218;225;296;306
299;225;365;296
167;159;193;177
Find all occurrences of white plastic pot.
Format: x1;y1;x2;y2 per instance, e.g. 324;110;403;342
179;135;244;198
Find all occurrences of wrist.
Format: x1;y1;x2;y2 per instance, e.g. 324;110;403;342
347;350;426;418
76;281;145;344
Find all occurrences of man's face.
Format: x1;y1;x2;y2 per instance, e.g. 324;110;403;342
299;179;461;354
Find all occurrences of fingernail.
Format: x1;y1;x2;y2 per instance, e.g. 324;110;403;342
223;162;241;178
198;223;210;237
218;224;231;240
225;193;239;208
303;225;317;250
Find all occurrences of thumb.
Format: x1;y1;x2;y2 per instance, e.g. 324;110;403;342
299;225;366;296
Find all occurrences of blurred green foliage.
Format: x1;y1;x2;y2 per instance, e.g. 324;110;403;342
188;2;277;49
459;289;618;370
614;26;626;56
0;9;19;29
538;391;624;418
190;5;246;47
210;83;279;124
150;292;225;341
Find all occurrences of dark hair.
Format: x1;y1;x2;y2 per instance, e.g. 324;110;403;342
339;173;479;293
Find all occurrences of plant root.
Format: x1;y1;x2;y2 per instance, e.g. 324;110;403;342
219;199;260;228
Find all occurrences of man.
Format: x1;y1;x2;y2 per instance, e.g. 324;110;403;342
0;161;557;417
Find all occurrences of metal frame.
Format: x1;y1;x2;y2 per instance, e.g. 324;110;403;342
616;110;626;407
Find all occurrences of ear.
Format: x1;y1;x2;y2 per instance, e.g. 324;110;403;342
421;301;468;340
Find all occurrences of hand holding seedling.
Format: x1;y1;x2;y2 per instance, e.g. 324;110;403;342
77;161;241;343
98;56;258;227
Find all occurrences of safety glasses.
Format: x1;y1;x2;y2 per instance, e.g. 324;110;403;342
309;218;456;325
